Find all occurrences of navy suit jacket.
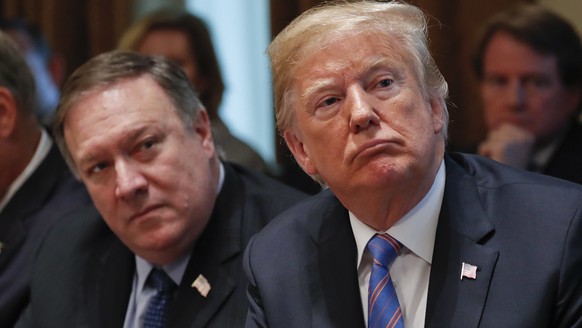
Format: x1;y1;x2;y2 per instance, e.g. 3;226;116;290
244;153;582;327
0;144;91;327
16;163;307;328
543;119;582;184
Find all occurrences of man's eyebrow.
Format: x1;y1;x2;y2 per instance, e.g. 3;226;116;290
300;57;406;103
78;125;151;167
367;57;405;78
302;77;337;104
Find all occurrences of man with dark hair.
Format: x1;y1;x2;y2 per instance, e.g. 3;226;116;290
473;4;582;183
16;50;306;328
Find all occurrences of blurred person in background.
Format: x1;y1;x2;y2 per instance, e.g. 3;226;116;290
473;4;582;183
118;9;269;174
0;18;65;127
0;30;90;327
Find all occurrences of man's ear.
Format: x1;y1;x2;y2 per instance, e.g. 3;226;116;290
192;109;215;156
283;130;318;176
0;87;17;139
429;97;445;135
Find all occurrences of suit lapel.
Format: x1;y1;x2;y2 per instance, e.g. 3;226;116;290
308;191;366;328
0;145;63;270
84;218;134;328
544;120;582;183
168;164;243;328
426;155;499;328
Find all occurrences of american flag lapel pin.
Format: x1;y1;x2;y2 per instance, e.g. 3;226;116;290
191;274;211;297
460;262;477;280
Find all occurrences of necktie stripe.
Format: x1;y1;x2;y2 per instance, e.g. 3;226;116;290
387;309;402;327
369;275;390;305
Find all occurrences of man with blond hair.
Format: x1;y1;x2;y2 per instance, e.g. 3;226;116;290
243;1;582;327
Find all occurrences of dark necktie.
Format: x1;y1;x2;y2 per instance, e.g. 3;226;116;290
367;233;404;328
143;268;178;328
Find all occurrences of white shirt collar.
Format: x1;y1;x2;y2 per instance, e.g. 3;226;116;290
134;252;191;292
350;160;445;266
217;162;225;194
0;128;52;212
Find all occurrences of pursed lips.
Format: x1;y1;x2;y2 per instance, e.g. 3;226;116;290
350;138;398;162
129;204;164;222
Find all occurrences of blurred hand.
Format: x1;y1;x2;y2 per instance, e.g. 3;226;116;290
478;123;535;169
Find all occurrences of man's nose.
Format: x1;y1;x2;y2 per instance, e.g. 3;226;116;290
347;86;380;133
505;81;526;110
114;160;148;199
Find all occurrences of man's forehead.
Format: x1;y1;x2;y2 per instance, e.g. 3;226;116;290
299;55;407;93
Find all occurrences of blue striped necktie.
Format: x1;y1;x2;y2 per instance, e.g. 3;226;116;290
367;233;404;328
143;268;178;328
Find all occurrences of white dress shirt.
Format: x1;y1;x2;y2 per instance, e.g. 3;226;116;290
350;160;445;327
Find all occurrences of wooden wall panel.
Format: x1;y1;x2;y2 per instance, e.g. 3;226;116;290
1;0;132;81
87;0;132;56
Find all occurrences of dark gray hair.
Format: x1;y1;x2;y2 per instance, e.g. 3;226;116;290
0;30;36;116
54;50;205;175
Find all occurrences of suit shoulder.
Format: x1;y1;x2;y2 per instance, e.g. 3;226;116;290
40;205;114;257
447;153;582;228
448;152;582;193
250;189;342;244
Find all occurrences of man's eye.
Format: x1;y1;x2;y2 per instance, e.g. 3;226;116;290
319;97;339;108
486;76;507;87
530;78;551;88
135;138;160;160
377;79;393;88
143;139;155;150
90;162;108;174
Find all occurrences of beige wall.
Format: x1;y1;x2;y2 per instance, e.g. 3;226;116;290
539;0;582;34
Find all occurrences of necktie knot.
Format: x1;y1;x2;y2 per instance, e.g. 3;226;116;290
147;268;177;293
367;233;402;268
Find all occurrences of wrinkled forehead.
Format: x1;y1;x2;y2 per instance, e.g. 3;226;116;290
288;30;422;103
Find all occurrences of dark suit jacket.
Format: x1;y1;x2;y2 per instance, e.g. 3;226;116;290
244;153;582;328
543;119;582;184
16;163;307;328
0;144;91;328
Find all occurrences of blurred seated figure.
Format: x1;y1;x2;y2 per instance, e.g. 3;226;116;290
118;9;269;173
472;4;582;183
0;31;90;327
0;18;65;127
